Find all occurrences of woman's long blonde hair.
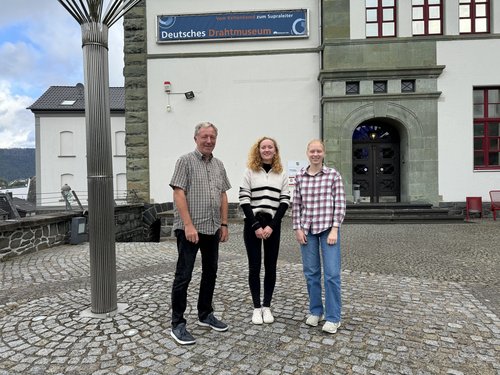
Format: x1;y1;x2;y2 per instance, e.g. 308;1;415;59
247;136;283;173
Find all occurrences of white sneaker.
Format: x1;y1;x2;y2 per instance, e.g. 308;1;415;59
322;321;341;334
305;314;324;327
262;307;274;324
252;308;263;325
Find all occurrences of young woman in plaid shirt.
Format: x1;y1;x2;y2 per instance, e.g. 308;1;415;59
292;139;346;334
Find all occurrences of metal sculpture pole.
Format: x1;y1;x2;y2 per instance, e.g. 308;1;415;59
58;0;141;314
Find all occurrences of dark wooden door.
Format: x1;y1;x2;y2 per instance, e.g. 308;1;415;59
353;142;400;202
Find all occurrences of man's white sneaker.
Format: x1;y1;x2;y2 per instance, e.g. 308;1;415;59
322;321;341;334
262;307;274;324
252;308;263;325
305;314;324;327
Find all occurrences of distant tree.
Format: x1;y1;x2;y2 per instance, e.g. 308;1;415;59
0;148;35;181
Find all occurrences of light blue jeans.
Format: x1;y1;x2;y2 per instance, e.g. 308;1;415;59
300;228;341;323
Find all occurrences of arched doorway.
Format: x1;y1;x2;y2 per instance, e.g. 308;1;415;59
352;120;400;203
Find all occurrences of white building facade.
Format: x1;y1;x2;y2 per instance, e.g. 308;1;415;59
29;85;126;207
143;1;322;204
124;0;500;206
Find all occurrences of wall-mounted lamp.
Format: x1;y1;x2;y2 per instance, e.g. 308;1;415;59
164;81;195;112
369;131;377;140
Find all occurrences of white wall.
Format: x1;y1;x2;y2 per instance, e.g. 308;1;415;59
38;114;126;206
146;0;321;203
437;39;500;202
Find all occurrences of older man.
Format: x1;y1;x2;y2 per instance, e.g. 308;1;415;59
169;122;231;345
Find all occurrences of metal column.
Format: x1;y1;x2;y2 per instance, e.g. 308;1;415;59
58;0;141;315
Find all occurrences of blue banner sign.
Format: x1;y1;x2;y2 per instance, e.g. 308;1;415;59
157;9;308;43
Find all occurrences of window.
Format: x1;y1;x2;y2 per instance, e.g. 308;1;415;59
459;0;490;34
474;87;500;169
346;81;360;95
366;0;397;38
401;79;416;92
412;0;443;36
373;80;388;93
59;131;74;156
115;173;127;200
61;174;74;188
115;131;126;156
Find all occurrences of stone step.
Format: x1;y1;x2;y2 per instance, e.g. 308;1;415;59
344;203;464;223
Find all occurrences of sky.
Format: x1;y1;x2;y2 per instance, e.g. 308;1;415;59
0;0;125;149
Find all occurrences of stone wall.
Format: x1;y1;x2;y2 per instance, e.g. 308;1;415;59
1;205;146;262
115;204;144;242
124;0;150;203
0;212;77;261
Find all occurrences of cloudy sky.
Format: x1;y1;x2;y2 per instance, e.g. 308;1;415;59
0;0;125;148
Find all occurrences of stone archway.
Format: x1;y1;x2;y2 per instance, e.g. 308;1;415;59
324;100;438;204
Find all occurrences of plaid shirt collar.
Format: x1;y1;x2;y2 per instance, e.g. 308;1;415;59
194;148;213;161
304;165;330;176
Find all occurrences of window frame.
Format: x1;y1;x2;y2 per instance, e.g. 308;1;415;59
59;131;75;157
401;79;416;93
412;0;443;36
373;80;388;94
366;0;397;38
473;87;500;170
346;81;360;95
459;0;490;34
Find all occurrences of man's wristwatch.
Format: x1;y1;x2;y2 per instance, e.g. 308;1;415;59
221;223;228;227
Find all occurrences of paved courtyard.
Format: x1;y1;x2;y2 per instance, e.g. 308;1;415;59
0;218;499;374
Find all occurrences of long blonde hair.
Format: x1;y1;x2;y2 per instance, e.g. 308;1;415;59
247;136;283;173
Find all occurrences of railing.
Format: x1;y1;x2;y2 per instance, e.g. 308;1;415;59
3;189;143;208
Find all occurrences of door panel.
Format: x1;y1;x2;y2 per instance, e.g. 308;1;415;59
353;142;400;202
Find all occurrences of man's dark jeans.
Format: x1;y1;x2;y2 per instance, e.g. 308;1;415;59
171;229;219;327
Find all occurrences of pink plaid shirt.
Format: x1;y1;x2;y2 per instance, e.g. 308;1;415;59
292;165;346;234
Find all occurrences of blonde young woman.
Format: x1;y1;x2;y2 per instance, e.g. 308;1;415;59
292;139;346;334
239;137;290;324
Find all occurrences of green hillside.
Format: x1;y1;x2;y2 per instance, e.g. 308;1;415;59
0;148;36;182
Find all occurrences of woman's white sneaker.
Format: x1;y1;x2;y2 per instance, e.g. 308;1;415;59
252;308;263;325
262;307;274;323
322;321;341;334
305;314;324;327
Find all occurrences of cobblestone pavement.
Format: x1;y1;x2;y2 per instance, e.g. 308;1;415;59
0;218;499;374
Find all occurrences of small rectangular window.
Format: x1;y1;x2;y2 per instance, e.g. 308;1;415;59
346;81;360;95
401;80;416;92
373;80;387;93
412;0;443;36
366;0;397;38
459;0;490;34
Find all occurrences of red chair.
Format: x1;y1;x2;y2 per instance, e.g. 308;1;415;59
489;190;500;221
465;196;483;221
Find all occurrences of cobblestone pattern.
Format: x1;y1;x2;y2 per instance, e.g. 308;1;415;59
0;220;499;374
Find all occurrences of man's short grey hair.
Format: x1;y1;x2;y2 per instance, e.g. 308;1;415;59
194;122;218;137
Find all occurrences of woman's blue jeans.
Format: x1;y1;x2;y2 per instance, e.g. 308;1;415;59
300;228;341;323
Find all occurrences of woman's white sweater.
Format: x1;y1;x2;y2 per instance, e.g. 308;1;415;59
239;167;290;217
